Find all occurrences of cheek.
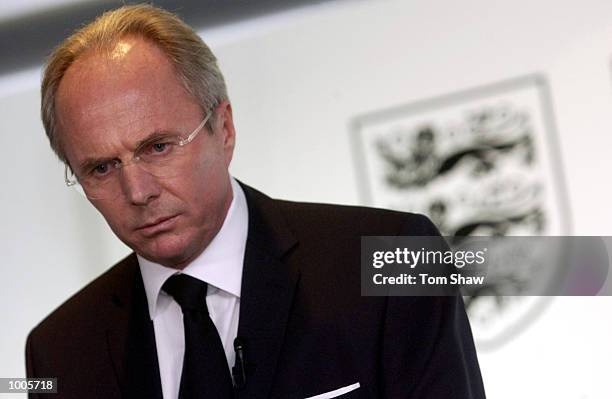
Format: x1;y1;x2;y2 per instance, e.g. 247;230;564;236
90;201;134;238
91;200;116;222
184;173;223;210
178;167;229;219
186;150;228;197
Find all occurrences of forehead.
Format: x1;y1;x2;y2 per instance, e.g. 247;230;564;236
56;37;189;121
55;37;201;161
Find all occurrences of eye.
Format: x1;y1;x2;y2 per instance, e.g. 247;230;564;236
136;136;178;162
95;163;109;174
90;160;119;177
152;142;168;153
144;139;175;156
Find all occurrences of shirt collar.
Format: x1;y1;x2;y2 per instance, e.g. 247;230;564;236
138;177;249;319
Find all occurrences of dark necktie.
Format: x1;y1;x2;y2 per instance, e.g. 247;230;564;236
162;274;234;399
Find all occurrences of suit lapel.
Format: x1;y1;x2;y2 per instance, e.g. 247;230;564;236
105;254;163;399
237;184;299;398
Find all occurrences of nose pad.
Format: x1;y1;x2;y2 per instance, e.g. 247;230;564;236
119;162;161;205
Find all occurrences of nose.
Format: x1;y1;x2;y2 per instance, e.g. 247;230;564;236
119;163;161;205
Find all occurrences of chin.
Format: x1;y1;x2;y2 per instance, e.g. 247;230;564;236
134;236;195;269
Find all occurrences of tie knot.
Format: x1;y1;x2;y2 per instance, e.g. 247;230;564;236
162;274;208;312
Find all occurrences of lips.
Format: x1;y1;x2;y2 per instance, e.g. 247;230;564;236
136;215;179;237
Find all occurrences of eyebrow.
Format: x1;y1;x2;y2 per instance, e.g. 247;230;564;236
76;129;177;173
133;130;177;149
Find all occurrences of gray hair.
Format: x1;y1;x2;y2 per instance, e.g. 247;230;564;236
41;4;228;163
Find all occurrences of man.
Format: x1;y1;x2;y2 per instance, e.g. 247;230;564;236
26;4;485;399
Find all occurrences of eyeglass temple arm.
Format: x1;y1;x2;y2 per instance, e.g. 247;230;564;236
179;111;212;146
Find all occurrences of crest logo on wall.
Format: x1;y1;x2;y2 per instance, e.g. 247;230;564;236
351;75;571;349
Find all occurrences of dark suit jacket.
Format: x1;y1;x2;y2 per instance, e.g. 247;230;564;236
26;184;485;398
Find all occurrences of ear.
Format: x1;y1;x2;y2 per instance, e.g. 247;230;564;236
216;100;236;166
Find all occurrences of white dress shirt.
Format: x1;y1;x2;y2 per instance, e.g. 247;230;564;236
138;178;249;399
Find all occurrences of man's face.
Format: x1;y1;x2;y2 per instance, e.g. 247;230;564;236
55;37;236;269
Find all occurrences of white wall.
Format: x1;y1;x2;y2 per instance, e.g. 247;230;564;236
2;0;612;397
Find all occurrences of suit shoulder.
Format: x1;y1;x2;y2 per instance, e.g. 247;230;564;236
274;198;440;236
28;254;138;343
240;181;440;236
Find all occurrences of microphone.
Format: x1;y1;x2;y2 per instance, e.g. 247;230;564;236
232;337;247;389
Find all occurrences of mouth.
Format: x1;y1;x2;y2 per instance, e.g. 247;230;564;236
136;215;179;237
